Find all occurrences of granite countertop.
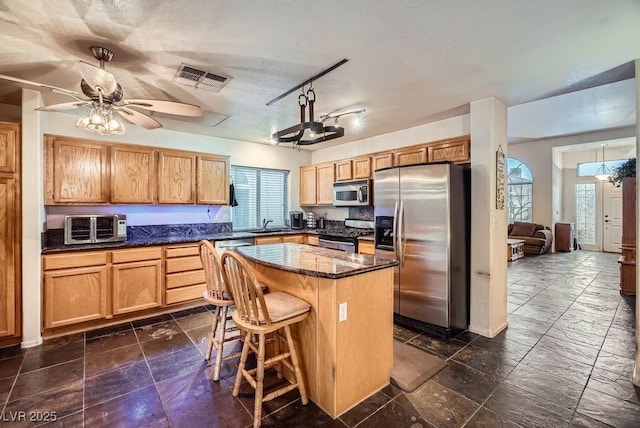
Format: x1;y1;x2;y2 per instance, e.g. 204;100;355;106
236;243;398;279
41;229;313;254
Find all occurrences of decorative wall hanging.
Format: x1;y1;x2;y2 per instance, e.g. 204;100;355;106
496;144;506;210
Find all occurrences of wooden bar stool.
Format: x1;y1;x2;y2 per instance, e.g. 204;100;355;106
198;240;241;381
221;251;311;428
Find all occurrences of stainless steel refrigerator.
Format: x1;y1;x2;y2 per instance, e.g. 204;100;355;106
374;162;469;330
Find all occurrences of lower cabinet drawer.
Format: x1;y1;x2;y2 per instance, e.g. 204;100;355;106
166;270;206;289
358;241;375;255
166;256;203;273
166;284;205;304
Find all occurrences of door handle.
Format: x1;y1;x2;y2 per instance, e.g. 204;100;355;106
357;187;363;203
398;201;405;266
392;201;399;260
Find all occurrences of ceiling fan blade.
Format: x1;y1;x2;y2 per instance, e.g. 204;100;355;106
36;101;90;112
115;107;162;130
122;99;202;117
79;61;118;95
0;73;84;100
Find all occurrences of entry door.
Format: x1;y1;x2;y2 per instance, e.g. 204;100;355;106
603;182;622;253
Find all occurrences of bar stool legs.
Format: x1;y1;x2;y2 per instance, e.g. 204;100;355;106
206;305;235;382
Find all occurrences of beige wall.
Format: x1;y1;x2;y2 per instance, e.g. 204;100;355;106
508;127;636;229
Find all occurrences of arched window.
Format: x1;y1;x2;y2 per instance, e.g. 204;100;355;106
507;157;533;224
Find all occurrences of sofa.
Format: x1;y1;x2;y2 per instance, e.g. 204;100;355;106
508;222;553;255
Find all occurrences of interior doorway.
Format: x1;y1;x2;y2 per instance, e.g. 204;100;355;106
602;181;622;253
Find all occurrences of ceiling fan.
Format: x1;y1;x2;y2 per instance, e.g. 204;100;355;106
0;46;202;135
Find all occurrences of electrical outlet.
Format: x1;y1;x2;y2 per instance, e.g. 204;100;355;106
338;302;347;322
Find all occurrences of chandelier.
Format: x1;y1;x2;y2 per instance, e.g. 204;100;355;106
594;143;610;181
75;101;124;136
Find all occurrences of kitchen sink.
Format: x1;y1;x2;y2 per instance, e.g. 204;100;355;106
247;228;292;234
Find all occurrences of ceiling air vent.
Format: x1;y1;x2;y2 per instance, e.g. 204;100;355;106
173;64;232;92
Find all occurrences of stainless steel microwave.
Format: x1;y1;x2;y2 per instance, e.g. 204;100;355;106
64;215;127;244
333;179;372;206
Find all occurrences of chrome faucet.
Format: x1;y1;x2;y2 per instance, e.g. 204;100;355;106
262;218;273;230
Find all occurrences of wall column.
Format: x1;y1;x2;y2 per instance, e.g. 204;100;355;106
633;60;640;387
21;89;44;347
469;97;508;337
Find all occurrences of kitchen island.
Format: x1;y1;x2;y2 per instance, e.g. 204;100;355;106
236;243;398;418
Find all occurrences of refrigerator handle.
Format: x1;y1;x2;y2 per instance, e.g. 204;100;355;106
393;201;399;259
398;200;405;266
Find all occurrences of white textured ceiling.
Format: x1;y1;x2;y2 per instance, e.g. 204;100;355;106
1;0;639;149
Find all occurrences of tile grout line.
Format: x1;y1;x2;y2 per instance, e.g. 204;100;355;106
0;347;27;420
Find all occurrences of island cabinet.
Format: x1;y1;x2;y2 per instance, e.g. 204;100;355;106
110;145;156;204
237;243;397;418
157;150;196;204
357;239;374;255
306;235;319;246
0;122;20;340
165;243;206;304
45;135;110;204
111;247;162;315
300;163;335;206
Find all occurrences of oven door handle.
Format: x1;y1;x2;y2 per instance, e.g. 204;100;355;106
319;238;356;253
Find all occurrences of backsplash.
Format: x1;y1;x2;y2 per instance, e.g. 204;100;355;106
348;206;374;220
43;222;232;248
45;205;230;229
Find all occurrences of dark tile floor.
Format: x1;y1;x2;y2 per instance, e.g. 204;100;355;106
0;251;638;427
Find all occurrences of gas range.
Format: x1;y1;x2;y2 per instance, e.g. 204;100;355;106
317;219;374;253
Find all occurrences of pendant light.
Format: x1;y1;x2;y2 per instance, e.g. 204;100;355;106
594;144;610;181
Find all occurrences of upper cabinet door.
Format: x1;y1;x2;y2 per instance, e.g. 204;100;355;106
352;156;372;179
335;160;353;181
0;122;18;173
372;152;394;171
427;137;470;164
157;151;196;204
197;155;229;205
316;163;335;205
299;165;317;206
111;145;156;204
45;135;109;204
394;147;427;167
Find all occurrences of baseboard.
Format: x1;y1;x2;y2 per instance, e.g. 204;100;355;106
21;337;43;348
468;320;508;338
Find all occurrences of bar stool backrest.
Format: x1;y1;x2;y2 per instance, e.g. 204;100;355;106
199;240;229;300
221;251;272;326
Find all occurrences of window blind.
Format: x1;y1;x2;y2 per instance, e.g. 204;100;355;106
230;165;289;230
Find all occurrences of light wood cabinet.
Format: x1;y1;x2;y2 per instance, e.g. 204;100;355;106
255;236;283;245
300;165;318;206
427;137;470;164
157;150;196;204
165;243;205;305
45;135;109;204
372;152;394;171
0;177;16;337
306;235;319;246
316;163;335;205
0;122;17;173
111;247;162;315
282;235;306;244
197;154;229;205
44;264;108;329
352;157;372;179
619;177;636;296
110;145;155;204
335;160;353;181
358;240;375;255
0;123;20;340
394;146;427;166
